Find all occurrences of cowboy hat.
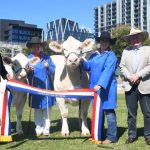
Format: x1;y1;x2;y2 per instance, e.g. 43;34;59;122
123;27;149;42
95;31;116;45
26;36;45;48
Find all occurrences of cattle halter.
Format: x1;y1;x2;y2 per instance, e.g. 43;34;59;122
65;49;93;59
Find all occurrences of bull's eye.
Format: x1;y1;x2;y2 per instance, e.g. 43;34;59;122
12;66;14;71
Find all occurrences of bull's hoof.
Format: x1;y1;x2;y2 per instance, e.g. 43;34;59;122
17;132;24;136
17;130;24;135
81;132;91;137
81;128;90;137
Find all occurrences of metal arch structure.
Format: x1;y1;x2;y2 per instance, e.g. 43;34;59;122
47;18;79;42
47;18;93;42
0;41;26;57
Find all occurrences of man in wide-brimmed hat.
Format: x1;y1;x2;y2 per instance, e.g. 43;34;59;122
120;27;150;145
81;31;118;144
26;36;55;137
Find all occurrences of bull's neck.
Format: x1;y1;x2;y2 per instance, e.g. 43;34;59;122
66;66;81;84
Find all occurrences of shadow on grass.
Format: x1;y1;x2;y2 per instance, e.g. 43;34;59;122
117;126;127;140
6;120;144;149
116;127;144;140
3;118;91;149
10;117;91;141
137;127;144;137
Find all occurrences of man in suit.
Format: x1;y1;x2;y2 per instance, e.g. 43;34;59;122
120;27;150;145
0;53;12;81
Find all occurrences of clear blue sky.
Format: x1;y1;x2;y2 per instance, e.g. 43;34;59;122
0;0;112;34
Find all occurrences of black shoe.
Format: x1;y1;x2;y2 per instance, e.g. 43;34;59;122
145;138;150;145
125;137;136;144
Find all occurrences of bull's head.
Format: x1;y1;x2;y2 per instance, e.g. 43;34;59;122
49;36;94;70
3;53;40;79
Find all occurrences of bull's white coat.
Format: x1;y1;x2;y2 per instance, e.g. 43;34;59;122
49;36;94;136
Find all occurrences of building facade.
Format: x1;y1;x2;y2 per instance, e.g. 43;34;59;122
47;18;94;42
0;19;43;43
94;0;150;36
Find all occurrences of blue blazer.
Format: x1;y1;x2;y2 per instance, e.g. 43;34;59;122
82;50;117;109
28;52;55;109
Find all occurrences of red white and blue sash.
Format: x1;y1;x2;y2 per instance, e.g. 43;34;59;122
0;80;12;142
0;79;103;143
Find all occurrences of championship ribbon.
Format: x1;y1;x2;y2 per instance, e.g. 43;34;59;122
0;80;12;142
0;79;103;143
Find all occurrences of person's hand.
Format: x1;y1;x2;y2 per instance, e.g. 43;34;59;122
6;74;13;80
79;56;86;62
44;61;49;69
130;74;140;84
94;85;101;92
26;65;34;75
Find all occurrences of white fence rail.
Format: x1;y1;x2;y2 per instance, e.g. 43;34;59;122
0;41;26;57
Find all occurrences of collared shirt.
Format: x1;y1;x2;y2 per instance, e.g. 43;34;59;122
132;47;140;73
95;48;111;56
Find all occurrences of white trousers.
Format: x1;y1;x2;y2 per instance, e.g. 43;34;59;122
34;108;51;132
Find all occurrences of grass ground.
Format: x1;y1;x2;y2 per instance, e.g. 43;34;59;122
0;93;150;150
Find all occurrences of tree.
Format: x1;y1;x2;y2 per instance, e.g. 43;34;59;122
144;37;150;46
111;25;131;62
22;48;30;56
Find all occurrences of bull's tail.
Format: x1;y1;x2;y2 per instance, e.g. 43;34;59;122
78;99;82;134
27;94;32;135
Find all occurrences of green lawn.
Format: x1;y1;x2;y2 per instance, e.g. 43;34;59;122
0;94;150;150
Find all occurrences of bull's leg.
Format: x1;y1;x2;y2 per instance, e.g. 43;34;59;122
16;106;24;135
56;98;69;136
81;100;90;136
15;94;26;135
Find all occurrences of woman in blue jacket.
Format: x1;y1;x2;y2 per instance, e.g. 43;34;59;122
82;31;117;144
27;37;55;136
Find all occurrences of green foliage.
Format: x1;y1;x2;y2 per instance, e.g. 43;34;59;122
143;37;150;46
22;48;30;56
111;25;131;62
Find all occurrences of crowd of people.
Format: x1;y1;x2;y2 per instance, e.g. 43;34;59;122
0;26;150;145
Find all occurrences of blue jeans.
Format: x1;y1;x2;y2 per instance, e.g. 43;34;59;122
102;109;117;142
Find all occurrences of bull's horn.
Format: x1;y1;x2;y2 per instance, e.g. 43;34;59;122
79;39;95;52
49;41;62;53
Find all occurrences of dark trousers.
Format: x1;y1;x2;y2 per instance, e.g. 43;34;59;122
125;85;150;139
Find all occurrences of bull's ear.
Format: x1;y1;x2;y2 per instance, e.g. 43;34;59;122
11;53;30;63
49;41;63;53
80;39;95;52
3;56;12;65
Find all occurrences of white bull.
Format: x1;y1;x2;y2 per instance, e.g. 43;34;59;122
2;53;37;135
49;36;94;136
